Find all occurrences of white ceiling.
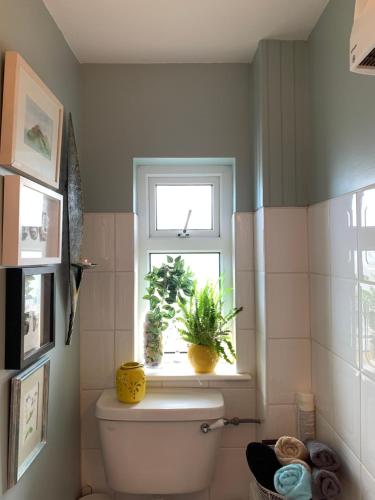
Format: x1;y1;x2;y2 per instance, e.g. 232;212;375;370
43;0;329;64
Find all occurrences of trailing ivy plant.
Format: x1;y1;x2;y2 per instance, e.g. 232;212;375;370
143;256;194;366
177;281;242;364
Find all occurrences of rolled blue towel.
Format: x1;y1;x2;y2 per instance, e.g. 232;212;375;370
306;440;340;472
312;468;341;499
274;464;312;500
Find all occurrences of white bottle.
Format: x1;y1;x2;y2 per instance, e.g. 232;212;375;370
296;393;315;442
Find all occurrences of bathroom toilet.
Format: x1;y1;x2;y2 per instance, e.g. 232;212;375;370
96;388;224;495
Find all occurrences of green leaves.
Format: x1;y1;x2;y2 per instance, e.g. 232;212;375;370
176;281;242;364
144;256;195;334
144;258;243;365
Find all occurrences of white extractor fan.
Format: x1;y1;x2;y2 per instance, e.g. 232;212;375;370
350;0;375;74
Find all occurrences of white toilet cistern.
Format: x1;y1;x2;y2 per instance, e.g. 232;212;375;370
95;388;261;496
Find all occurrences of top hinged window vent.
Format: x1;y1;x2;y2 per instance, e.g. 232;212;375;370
148;176;220;238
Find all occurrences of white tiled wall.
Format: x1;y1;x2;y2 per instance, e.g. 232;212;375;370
80;212;257;499
79;191;375;498
309;187;375;497
255;207;311;441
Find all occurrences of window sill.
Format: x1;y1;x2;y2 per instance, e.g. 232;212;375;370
145;364;252;382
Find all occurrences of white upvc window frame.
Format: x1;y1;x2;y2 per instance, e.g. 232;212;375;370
135;158;235;369
149;176;220;237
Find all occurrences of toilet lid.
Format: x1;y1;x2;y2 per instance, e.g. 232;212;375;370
96;388;224;422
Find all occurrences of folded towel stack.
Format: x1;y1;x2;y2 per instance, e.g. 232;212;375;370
274;463;312;500
306;441;341;499
273;437;342;500
246;437;342;500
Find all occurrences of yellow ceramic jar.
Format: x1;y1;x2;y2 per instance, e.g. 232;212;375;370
116;362;146;404
188;345;219;374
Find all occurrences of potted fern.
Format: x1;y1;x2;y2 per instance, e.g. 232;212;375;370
143;256;194;367
177;281;242;373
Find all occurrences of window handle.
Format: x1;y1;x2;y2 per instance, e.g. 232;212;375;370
178;209;192;238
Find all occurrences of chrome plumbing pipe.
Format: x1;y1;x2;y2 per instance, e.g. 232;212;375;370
201;417;261;433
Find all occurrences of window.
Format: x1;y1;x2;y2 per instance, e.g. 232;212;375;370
155;184;214;231
149;177;220;237
136;159;234;368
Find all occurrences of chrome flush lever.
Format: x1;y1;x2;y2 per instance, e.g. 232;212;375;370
178;209;192;238
201;417;262;434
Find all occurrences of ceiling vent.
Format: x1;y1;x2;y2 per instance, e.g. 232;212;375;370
350;0;375;74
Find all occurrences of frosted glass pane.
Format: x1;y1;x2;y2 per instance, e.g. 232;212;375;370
156;185;212;230
150;253;219;289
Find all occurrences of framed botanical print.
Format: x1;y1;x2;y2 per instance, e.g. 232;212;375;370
5;267;55;370
8;357;50;489
2;175;63;266
0;51;63;189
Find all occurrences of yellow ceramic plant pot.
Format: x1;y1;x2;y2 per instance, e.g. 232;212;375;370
116;362;146;404
188;344;219;374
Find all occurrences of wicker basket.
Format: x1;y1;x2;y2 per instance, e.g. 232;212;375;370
250;478;285;500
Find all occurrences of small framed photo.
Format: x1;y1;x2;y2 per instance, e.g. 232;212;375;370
6;267;55;370
0;51;63;189
2;175;63;266
8;357;50;489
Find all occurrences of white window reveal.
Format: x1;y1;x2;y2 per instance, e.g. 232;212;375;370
135;159;235;372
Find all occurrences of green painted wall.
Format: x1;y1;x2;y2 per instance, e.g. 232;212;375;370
309;0;375;204
81;63;253;212
0;1;81;499
253;40;310;209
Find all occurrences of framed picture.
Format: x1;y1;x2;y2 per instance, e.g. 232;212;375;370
0;51;63;189
2;175;63;266
6;267;55;370
8;357;50;489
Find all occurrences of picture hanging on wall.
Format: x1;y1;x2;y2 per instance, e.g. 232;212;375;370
2;175;63;266
0;51;63;189
5;267;55;370
8;357;50;489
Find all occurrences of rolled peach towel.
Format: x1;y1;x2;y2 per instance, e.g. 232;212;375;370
289;459;312;473
275;436;309;466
